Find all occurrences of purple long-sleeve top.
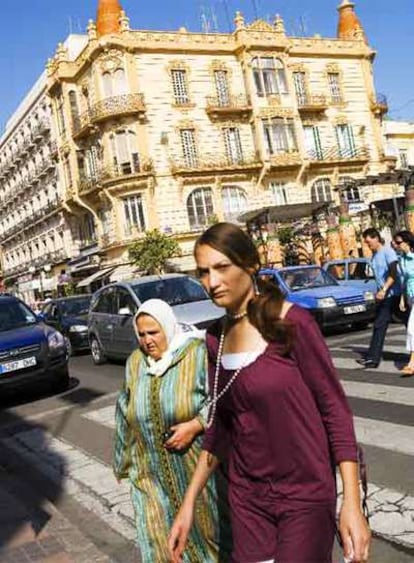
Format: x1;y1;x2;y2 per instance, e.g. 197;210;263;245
203;305;358;503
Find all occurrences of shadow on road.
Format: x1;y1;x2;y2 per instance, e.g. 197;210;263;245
0;408;66;553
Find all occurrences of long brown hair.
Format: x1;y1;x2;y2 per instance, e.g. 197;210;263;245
195;222;294;353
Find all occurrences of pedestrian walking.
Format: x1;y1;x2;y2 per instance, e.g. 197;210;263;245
169;223;370;563
356;228;402;369
393;230;414;376
113;298;230;562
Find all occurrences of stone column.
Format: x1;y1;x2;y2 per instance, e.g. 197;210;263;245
326;214;343;261
339;203;358;258
405;189;414;233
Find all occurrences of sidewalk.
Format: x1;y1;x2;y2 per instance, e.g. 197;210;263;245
0;465;111;563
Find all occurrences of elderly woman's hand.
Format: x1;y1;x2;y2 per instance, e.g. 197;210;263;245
165;419;203;452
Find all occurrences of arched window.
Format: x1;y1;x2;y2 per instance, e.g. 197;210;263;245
221;186;247;223
187;188;214;229
252;57;288;96
109;129;140;175
102;72;113;98
114;68;127;95
311;178;332;203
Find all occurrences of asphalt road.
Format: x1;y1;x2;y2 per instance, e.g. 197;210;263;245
1;325;414;562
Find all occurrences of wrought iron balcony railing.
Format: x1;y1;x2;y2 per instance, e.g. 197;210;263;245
171;152;262;174
307;145;369;164
72;94;146;138
78;158;154;194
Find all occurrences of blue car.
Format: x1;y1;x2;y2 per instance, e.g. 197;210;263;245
323;258;377;294
0;294;69;396
259;265;376;330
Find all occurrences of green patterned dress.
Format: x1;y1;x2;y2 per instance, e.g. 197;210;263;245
113;337;230;563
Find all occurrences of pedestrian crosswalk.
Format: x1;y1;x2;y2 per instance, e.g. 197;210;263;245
1;326;413;553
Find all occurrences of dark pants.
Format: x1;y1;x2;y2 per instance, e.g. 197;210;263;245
230;485;336;562
367;296;400;364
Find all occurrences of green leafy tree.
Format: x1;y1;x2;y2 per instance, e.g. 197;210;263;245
128;229;181;275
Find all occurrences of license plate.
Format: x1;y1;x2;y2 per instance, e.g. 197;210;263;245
0;356;37;374
344;304;366;315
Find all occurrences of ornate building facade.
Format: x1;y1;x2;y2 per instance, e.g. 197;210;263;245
0;0;395;292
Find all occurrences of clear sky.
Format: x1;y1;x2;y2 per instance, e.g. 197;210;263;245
1;0;413;133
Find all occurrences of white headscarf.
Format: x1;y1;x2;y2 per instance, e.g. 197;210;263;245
134;299;201;377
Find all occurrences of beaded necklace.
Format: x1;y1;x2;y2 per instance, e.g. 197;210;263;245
206;321;256;428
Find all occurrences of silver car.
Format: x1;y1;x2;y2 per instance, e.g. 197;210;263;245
87;274;223;364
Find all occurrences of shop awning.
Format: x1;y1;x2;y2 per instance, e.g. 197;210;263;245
239;202;329;224
76;267;114;288
109;264;140;282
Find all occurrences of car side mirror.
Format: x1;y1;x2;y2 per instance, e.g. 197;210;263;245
118;307;132;316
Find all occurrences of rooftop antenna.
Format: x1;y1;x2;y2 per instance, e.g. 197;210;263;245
210;4;219;32
251;0;259;20
220;0;232;32
200;5;211;33
68;16;73;34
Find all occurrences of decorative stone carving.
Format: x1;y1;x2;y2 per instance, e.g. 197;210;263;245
119;10;130;32
98;49;124;72
234;11;245;30
274;15;286;35
247;19;275;33
87;20;97;40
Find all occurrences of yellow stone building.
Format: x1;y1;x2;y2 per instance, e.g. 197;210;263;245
41;0;393;280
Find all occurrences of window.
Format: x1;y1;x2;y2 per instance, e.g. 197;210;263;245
102;68;127;98
221;186;247;222
263;118;297;155
123;194;146;235
180;129;198;167
340;176;360;202
110;130;140;175
171;70;189;105
223;128;243;164
270;182;288;205
187;188;214;229
328;72;342;104
63;157;72;188
214;70;230;106
336;125;356;158
56;95;66;135
303;125;323;160
116;288;137;314
399;149;409;169
79;213;97;246
293;72;307;106
311;178;332;203
252;57;287;97
92;288;117;314
78;146;99;182
68;90;79;125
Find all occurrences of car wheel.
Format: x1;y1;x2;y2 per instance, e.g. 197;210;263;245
52;367;70;393
90;336;106;365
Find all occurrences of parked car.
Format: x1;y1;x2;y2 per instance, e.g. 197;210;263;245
0;295;69;395
323;258;377;294
259;265;376;330
88;274;224;364
41;295;92;355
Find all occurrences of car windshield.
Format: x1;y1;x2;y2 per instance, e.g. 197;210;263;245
132;277;209;306
280;267;339;291
60;297;91;317
0;300;38;332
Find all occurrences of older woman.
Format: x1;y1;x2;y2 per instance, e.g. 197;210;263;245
113;299;230;562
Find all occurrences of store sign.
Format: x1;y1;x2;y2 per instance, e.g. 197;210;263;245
349;202;369;215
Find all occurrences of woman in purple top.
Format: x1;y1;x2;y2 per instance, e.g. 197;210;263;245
169;223;370;563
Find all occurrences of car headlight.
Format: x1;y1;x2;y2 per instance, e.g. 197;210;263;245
48;331;66;351
317;297;337;309
364;291;375;301
69;325;88;333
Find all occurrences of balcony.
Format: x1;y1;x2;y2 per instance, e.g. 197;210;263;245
268;150;302;169
72;93;146;139
307;145;369;166
205;94;252;120
297;94;328;114
371;93;388;116
32;119;50;141
78;158;154;195
171;152;262;176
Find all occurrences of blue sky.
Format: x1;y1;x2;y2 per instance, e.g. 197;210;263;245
1;0;413;132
